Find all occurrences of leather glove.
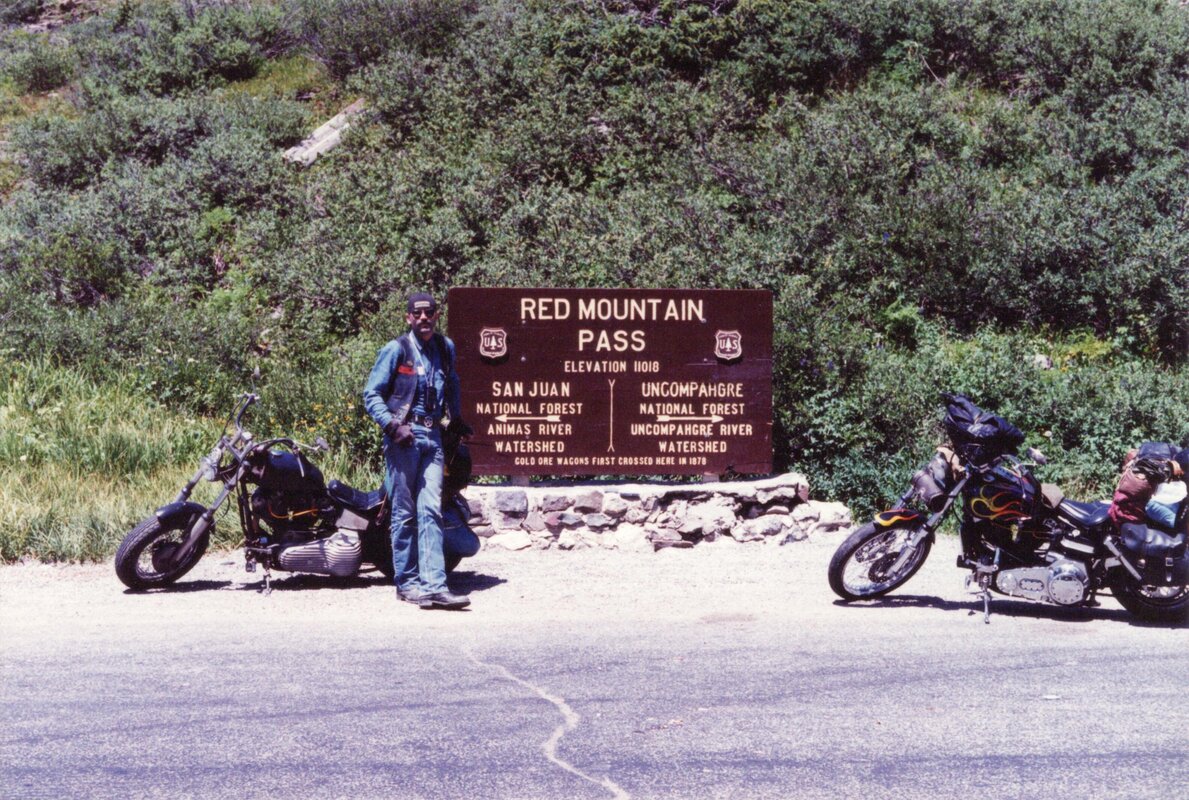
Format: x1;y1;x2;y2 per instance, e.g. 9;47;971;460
385;419;414;447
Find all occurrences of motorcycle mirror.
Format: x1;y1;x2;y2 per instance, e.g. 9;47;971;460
315;437;329;452
1027;446;1048;465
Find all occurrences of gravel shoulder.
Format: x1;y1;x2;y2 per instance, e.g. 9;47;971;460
2;530;1181;643
1;532;859;640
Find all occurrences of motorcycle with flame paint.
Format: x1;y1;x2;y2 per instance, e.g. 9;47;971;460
827;394;1189;623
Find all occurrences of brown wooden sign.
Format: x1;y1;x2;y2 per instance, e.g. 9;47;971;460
448;288;772;475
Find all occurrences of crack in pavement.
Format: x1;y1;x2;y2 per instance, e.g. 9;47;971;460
464;647;630;799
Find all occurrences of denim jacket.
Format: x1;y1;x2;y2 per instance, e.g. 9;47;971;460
363;332;461;430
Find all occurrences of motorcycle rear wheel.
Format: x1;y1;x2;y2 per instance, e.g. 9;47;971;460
362;539;461;579
114;515;210;591
1108;572;1189;623
828;521;932;601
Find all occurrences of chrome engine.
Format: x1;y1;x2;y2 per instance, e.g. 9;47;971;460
276;530;363;577
995;558;1090;606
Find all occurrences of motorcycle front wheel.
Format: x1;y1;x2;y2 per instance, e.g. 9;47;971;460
1108;572;1189;623
114;515;210;591
828;522;932;601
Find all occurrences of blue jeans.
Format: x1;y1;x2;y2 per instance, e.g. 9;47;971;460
384;425;447;593
1145;499;1181;532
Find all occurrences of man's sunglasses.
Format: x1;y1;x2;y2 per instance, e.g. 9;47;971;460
410;309;437;319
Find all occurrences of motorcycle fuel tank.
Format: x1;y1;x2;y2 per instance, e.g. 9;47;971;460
251;450;326;494
967;462;1042;529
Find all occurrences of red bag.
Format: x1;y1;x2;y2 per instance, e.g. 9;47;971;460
1109;466;1154;525
1108;452;1168;525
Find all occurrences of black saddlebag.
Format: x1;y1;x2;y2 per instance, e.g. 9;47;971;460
1120;524;1189;585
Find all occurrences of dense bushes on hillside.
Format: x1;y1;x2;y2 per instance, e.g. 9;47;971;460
0;30;75;91
0;1;45;26
1;0;1187;544
292;0;476;81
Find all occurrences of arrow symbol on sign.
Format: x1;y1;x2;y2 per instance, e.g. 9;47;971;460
656;415;724;423
494;414;562;422
608;379;616;453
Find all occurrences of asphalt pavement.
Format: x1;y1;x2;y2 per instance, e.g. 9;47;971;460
1;533;1186;799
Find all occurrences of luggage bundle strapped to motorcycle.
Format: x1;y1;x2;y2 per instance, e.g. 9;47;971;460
941;392;1025;467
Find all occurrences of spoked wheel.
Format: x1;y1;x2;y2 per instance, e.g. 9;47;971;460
1108;572;1189;623
828;522;933;601
114;515;210;591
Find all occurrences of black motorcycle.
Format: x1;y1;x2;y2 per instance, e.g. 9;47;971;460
115;393;476;591
827;394;1188;623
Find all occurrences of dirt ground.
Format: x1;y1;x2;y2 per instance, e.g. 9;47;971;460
0;531;857;635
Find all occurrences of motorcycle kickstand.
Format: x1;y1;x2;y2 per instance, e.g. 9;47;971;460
965;569;995;624
259;565;273;596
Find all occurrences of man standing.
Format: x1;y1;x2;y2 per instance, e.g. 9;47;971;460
364;292;472;610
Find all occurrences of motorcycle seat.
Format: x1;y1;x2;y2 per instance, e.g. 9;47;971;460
1057;498;1111;528
327;480;386;512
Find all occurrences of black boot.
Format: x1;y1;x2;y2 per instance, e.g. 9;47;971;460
419;591;470;610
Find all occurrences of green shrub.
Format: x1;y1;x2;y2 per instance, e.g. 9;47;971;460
71;0;292;95
0;0;44;26
0;32;76;92
5;89;307;314
292;0;477;81
781;323;1189;515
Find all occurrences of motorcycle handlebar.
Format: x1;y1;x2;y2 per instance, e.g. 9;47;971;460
254;435;327;457
224;393;329;457
234;394;258;426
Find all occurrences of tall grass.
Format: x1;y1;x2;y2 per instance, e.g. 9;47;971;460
0;356;383;562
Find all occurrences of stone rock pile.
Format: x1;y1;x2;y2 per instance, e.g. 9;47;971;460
460;473;851;553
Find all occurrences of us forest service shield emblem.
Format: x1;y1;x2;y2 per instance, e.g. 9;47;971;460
479;327;508;359
714;330;742;361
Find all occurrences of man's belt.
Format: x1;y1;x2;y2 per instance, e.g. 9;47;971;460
409;415;439;428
